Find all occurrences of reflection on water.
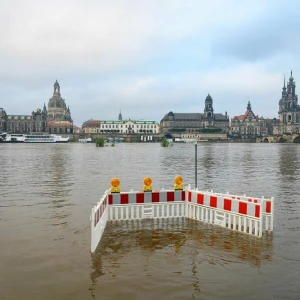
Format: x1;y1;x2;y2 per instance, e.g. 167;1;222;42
277;145;300;181
0;143;300;300
199;144;215;186
90;219;274;299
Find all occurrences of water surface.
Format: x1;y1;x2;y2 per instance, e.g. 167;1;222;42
0;143;300;299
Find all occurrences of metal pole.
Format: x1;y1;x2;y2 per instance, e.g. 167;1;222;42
195;141;197;189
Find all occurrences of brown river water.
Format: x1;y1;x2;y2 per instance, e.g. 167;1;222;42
0;143;300;300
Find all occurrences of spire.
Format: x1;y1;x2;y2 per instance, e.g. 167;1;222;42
53;79;60;96
118;109;122;120
282;75;287;94
247;101;251;110
43;103;47;114
289;70;294;82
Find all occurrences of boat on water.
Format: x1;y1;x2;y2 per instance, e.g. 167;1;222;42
172;138;198;143
174;138;186;143
78;137;92;143
0;133;69;143
107;137;124;143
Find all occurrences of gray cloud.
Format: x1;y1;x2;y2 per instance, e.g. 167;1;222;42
0;0;299;126
212;1;300;62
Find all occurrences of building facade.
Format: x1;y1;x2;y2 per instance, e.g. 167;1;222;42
82;120;101;133
277;71;300;134
0;81;73;134
0;108;7;132
82;119;160;134
160;94;229;134
230;102;267;138
5;106;48;134
47;121;73;134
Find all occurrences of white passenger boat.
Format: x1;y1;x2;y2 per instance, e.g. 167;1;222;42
78;137;92;143
1;133;25;142
2;133;69;143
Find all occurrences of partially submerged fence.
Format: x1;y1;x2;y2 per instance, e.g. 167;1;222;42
90;177;274;252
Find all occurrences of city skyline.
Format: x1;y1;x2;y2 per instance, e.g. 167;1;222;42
1;0;300;126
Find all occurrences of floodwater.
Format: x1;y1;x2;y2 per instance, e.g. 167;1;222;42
0;143;300;300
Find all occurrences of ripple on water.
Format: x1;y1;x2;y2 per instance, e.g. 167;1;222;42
1;143;300;300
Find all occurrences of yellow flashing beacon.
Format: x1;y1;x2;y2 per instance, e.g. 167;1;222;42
111;178;120;193
143;177;153;192
174;175;183;190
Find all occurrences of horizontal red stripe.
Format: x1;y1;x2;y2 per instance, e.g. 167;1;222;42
136;193;144;203
120;194;128;204
152;192;160;202
167;191;174;201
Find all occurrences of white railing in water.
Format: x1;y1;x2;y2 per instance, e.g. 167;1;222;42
90;186;274;252
90;189;110;253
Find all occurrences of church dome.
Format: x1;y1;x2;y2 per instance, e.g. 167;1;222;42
48;96;65;108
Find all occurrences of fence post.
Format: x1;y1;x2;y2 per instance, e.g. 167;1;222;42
90;207;95;252
270;197;274;231
259;202;263;237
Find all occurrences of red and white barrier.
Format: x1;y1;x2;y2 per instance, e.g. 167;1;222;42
91;187;274;252
108;190;185;205
90;189;109;253
204;190;274;231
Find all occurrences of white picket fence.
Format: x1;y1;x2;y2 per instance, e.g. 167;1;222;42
90;186;274;252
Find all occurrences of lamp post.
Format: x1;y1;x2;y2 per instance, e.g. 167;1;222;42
195;141;197;189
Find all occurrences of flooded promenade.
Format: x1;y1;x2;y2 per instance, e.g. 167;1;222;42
0;143;300;300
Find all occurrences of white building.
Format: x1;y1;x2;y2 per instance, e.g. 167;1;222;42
99;119;160;134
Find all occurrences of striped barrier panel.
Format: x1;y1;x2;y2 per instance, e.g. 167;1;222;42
90;189;110;253
205;190;274;231
108;190;186;205
108;190;186;221
186;189;264;237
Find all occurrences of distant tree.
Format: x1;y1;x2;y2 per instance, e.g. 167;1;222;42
161;137;169;147
95;137;105;147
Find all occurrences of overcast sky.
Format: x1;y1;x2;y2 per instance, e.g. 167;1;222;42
1;0;300;126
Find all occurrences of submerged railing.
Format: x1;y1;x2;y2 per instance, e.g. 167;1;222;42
90;177;274;253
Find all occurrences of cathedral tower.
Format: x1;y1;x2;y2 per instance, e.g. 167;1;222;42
204;94;214;127
278;71;300;135
204;94;214;119
47;80;72;123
